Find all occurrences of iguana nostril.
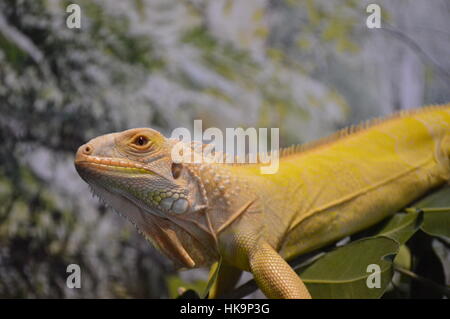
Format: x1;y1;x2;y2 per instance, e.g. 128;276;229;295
83;145;93;155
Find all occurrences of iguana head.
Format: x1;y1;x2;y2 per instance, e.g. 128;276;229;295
74;128;218;268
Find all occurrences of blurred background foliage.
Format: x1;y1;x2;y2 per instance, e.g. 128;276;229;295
0;0;449;298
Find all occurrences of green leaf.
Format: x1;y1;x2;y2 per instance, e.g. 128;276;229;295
375;210;423;244
297;208;424;298
202;258;222;299
415;186;450;208
394;245;412;270
298;237;398;298
420;209;450;238
408;186;450;238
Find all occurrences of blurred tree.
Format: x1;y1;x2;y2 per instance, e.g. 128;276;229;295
0;0;448;298
0;0;168;298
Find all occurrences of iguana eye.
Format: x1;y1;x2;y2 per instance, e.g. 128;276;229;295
132;135;150;148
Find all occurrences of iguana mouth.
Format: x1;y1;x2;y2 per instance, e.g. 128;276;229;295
76;156;193;216
75;155;154;174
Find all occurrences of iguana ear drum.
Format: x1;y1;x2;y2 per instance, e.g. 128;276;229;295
171;163;183;179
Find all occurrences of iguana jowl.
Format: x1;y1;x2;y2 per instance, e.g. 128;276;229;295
74;104;450;299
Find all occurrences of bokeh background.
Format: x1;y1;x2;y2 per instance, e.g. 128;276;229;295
0;0;449;298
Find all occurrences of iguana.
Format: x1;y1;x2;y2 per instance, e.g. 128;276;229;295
74;104;450;299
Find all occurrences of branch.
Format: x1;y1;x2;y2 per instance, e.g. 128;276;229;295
394;266;450;298
381;24;450;82
0;12;44;64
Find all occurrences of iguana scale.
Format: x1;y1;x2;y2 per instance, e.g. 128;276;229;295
74;104;450;298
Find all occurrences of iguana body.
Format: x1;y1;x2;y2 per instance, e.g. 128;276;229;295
75;104;450;298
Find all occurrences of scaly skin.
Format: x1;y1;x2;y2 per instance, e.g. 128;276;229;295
75;104;450;299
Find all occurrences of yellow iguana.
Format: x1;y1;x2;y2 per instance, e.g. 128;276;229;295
74;104;450;299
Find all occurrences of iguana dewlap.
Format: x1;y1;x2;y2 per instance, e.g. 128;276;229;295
74;104;450;299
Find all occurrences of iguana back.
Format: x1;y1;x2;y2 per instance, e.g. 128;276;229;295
227;105;450;261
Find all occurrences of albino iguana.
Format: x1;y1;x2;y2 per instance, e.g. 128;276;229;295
74;104;450;298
